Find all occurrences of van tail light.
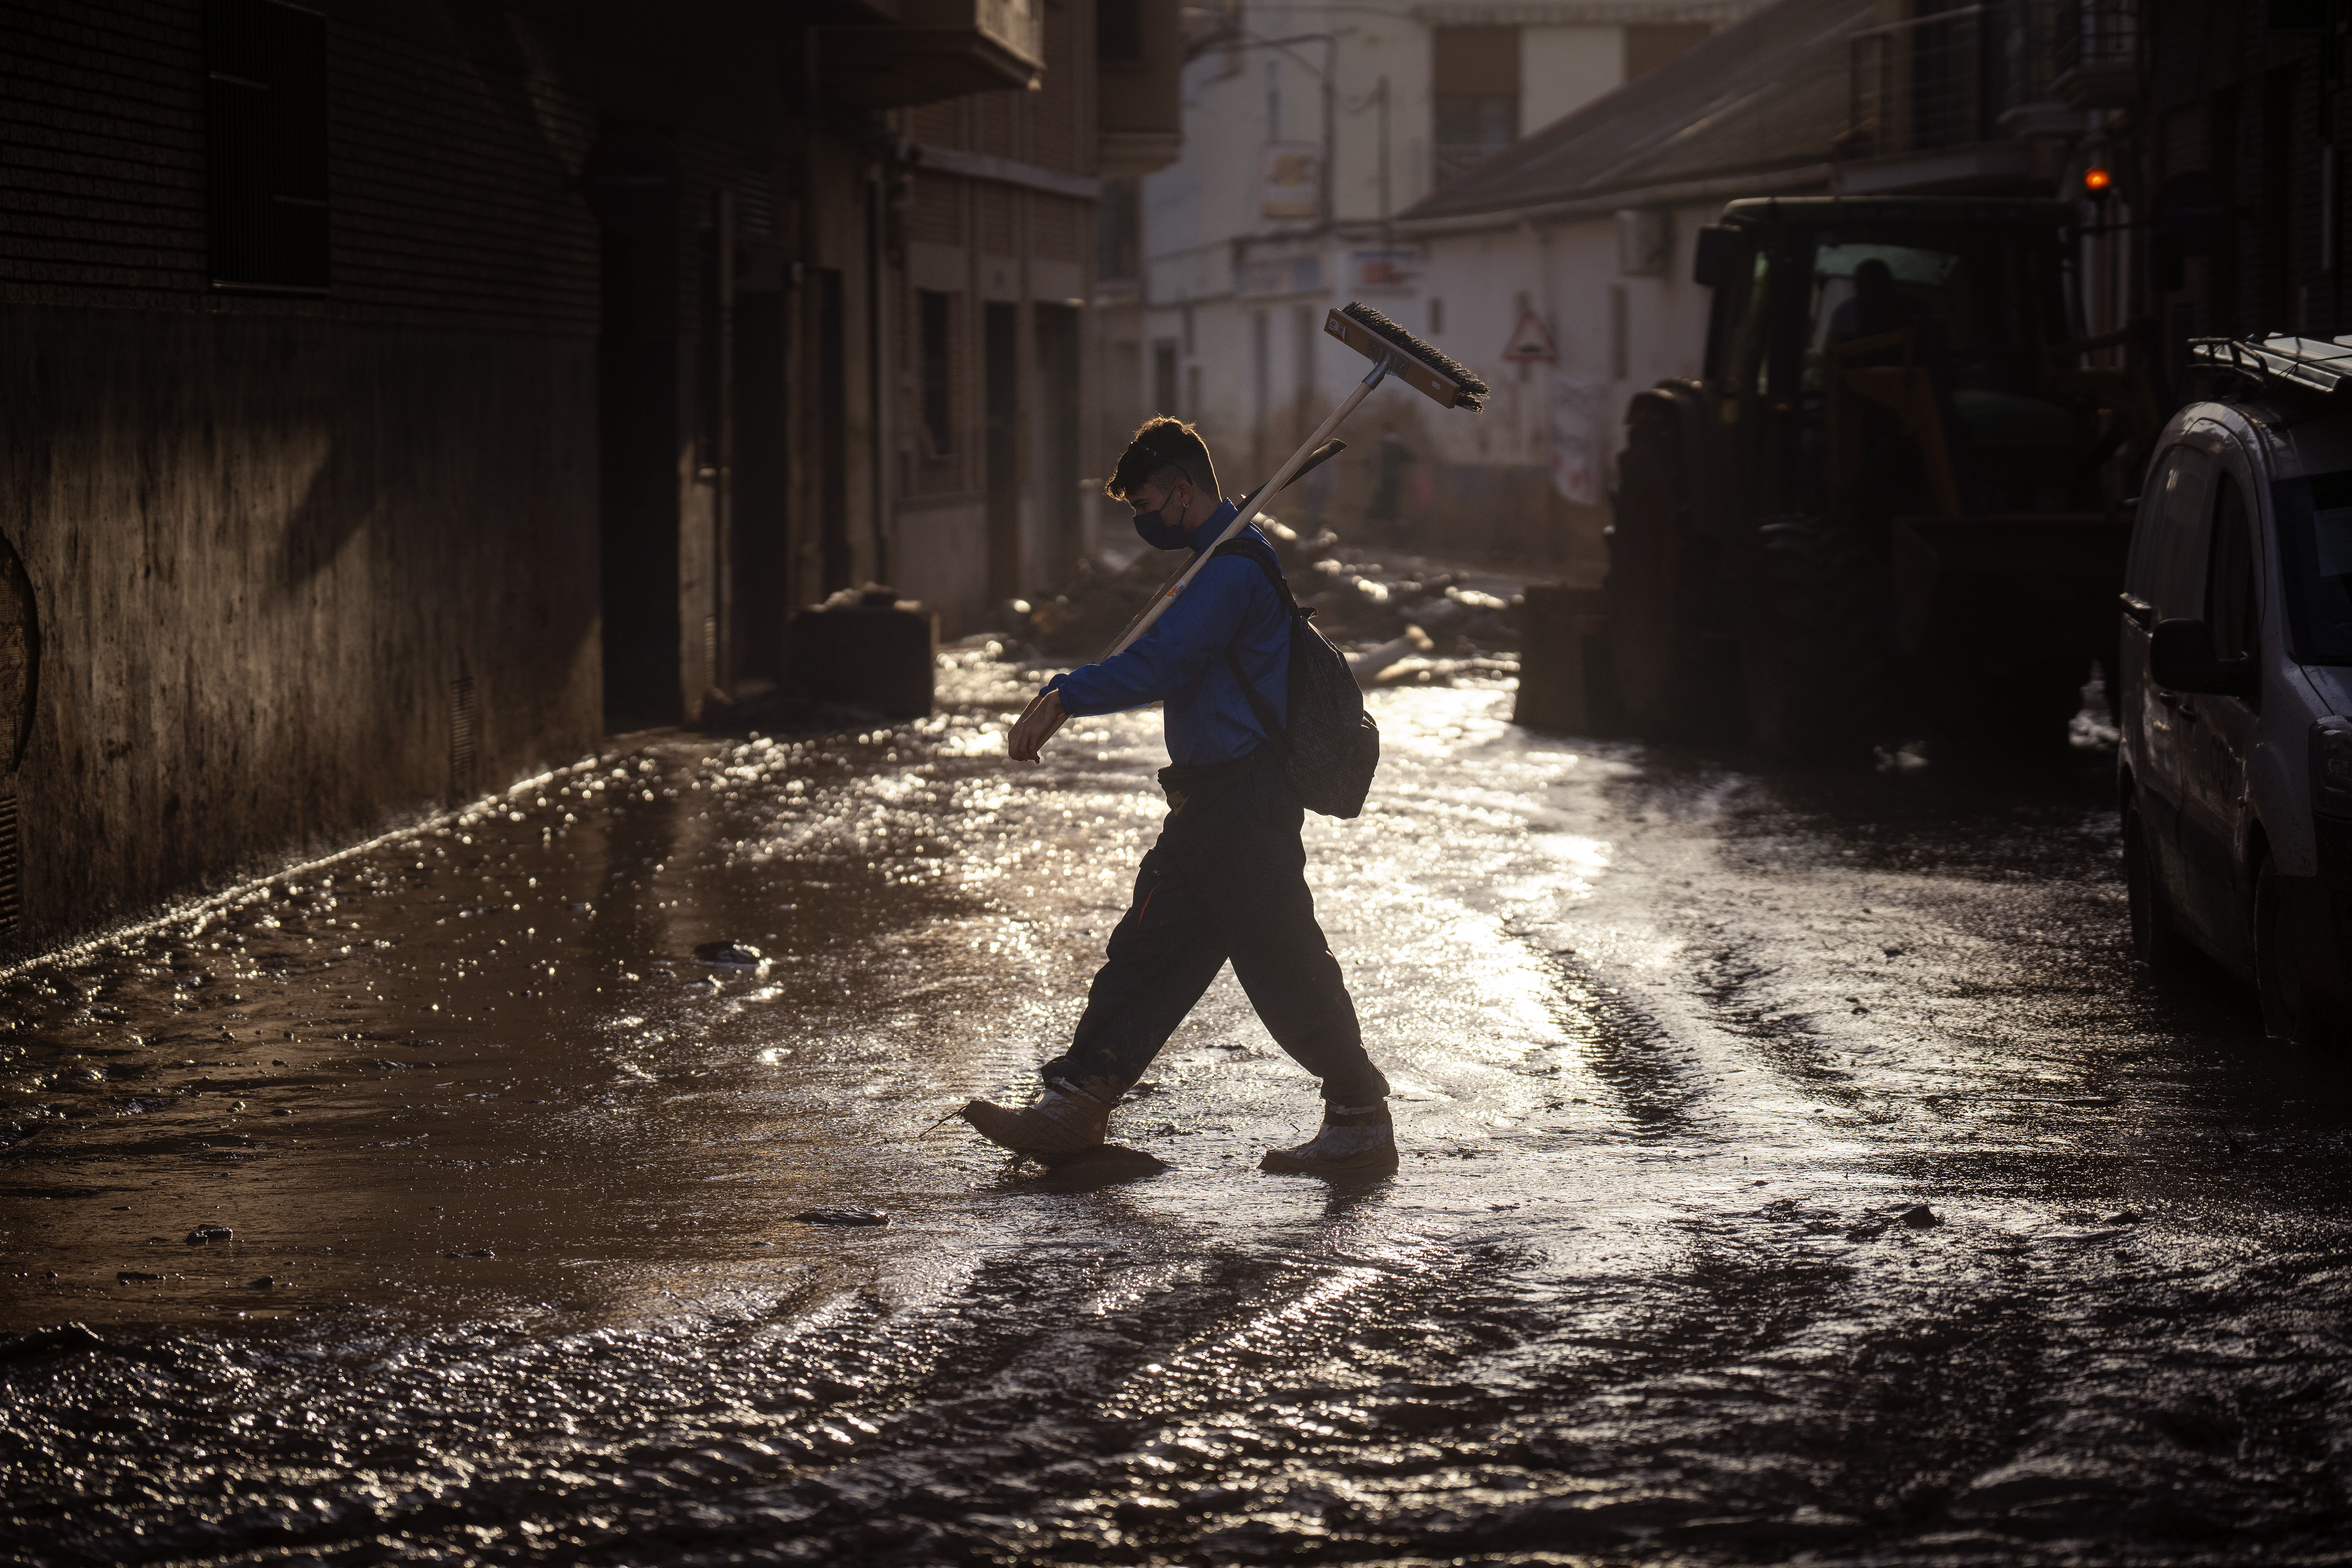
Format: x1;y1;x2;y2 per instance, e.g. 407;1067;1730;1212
2313;717;2352;819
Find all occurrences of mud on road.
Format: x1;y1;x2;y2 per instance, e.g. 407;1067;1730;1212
4;645;2350;1566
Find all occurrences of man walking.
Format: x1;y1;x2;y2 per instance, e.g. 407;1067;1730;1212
960;418;1396;1177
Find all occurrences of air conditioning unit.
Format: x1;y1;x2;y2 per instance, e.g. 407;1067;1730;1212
1617;208;1673;278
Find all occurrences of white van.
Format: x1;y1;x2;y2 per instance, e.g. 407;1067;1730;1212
2120;336;2352;1044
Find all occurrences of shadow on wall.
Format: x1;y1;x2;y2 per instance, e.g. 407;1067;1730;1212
7;308;603;945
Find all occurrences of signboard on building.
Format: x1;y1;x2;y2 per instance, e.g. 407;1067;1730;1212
1260;142;1322;222
1551;372;1600;506
1349;247;1421;291
1239;255;1326;296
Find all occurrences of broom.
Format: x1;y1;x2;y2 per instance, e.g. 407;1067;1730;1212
1067;303;1489;698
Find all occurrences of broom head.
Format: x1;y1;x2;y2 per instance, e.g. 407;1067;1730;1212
1326;302;1490;411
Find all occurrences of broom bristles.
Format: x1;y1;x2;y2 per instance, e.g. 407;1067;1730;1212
1340;301;1491;411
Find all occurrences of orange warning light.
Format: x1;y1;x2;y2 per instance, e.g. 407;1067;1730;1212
2082;166;2113;198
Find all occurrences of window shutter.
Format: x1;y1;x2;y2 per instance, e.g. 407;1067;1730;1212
206;0;329;292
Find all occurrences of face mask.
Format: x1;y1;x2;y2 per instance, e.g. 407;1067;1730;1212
1132;491;1192;550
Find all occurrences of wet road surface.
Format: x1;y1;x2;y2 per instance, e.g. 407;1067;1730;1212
4;645;2351;1565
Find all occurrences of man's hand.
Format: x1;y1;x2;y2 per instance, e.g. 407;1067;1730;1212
1008;688;1068;764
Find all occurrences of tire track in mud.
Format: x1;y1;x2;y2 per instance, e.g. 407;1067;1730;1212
11;677;2352;1566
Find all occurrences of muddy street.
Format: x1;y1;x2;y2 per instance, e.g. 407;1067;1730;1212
4;647;2349;1567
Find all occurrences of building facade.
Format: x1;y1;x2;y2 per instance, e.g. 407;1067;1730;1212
1386;0;2175;575
0;0;1165;950
1133;0;1749;552
882;0;1180;622
2136;1;2349;363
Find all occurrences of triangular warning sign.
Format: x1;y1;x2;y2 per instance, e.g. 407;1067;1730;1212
1502;309;1557;362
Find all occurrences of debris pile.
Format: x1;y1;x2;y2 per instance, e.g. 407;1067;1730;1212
1006;517;1522;688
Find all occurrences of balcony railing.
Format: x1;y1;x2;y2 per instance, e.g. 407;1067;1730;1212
1847;5;1991;161
821;0;1046;109
1432;140;1507;189
2051;0;2137;107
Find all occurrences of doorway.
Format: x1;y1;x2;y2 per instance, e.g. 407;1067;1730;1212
600;228;682;726
1034;302;1081;576
812;268;851;595
985;300;1019;603
732;284;789;682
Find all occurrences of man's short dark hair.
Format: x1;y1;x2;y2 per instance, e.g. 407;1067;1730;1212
1105;417;1218;504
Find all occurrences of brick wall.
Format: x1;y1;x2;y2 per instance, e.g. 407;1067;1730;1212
0;0;610;947
0;1;599;330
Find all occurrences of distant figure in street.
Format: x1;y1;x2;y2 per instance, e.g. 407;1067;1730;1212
1301;439;1338;529
1368;424;1414;540
960;418;1396;1178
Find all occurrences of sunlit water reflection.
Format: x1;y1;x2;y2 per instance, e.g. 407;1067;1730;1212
3;650;2350;1564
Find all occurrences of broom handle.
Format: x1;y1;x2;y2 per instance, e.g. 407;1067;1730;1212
1092;438;1339;660
1098;356;1391;662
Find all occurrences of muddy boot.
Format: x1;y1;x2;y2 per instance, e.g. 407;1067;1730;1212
959;1082;1114;1154
1259;1101;1397;1177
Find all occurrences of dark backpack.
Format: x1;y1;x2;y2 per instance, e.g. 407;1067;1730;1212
1212;538;1381;819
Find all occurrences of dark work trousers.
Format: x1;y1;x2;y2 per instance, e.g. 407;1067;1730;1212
1041;748;1388;1107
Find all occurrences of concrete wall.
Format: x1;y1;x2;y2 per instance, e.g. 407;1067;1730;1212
1522;26;1625;132
2;308;601;940
0;0;1100;946
886;0;1104;634
1398;201;1724;562
0;0;608;947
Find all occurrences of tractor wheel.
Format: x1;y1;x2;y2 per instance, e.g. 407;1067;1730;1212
1741;521;1891;764
1605;412;1711;739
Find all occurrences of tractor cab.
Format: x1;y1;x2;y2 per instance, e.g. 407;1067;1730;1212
1611;197;2159;756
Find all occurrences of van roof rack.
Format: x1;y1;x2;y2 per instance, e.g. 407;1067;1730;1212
2189;334;2352;396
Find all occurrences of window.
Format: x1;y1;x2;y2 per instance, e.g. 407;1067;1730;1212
1431;26;1519;188
740;170;775;237
919;290;955;457
1700;231;1759;384
2126;449;2193;605
2206;474;2259;662
2137;446;2215;619
1429;297;1445;335
1721;250;1774;398
1152;339;1178;414
2273;468;2352;662
1099;177;1140;281
205;0;328;292
1097;0;1143;63
1799;233;2070;396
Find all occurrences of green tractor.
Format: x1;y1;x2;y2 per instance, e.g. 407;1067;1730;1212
1605;196;2163;757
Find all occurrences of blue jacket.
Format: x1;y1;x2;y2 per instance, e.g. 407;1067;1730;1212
1045;500;1289;766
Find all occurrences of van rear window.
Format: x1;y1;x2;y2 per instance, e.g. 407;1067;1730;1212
2276;470;2352;663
